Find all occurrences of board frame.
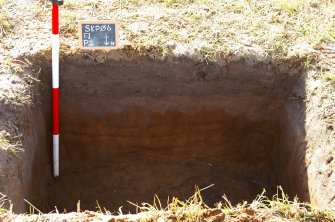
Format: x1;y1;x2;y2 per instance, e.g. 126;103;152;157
78;20;120;50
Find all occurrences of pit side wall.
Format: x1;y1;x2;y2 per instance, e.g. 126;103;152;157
21;104;51;211
272;73;309;201
0;102;51;213
304;70;335;207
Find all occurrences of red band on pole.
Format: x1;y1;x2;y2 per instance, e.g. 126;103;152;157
52;88;59;135
52;4;59;34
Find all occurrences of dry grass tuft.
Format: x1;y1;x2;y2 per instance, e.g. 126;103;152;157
128;185;212;221
246;187;335;221
0;193;12;214
126;186;335;221
0;186;334;221
0;122;23;155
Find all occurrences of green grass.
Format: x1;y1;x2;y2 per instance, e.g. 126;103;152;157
60;11;77;35
0;12;10;38
324;72;335;85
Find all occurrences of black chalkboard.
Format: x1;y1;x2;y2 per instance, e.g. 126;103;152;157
79;21;119;50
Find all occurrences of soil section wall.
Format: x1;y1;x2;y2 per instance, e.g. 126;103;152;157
3;57;308;213
32;58;305;212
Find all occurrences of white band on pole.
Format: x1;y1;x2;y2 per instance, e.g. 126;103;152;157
52;34;60;88
53;134;59;177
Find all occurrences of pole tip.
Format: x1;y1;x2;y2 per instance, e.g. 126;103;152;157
51;0;63;5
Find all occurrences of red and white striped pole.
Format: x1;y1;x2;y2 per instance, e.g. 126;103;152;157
52;1;62;177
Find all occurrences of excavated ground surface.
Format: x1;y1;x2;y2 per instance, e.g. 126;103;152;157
12;58;307;213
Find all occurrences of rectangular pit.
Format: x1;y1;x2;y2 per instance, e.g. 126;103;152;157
22;57;308;213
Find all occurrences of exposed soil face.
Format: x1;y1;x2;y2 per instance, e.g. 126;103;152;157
3;57;309;213
50;95;279;212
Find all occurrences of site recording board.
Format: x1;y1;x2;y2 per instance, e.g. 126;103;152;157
79;21;119;50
